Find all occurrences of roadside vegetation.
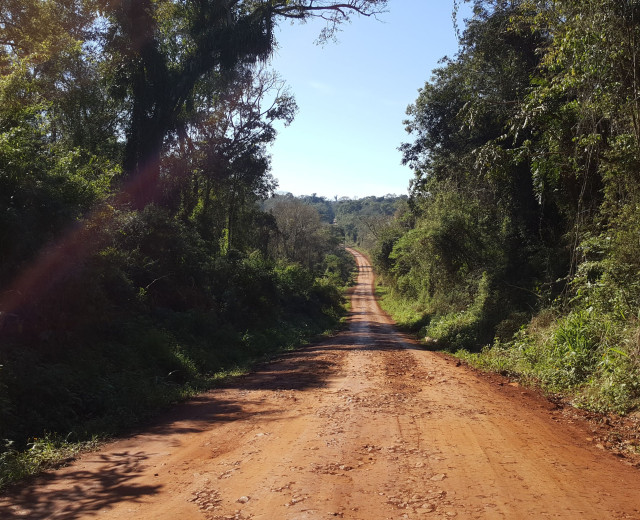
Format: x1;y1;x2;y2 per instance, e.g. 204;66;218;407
4;0;640;491
369;0;640;415
0;0;378;489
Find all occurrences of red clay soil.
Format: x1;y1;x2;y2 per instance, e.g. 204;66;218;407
2;248;640;519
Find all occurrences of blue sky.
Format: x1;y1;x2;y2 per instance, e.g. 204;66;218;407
267;2;470;199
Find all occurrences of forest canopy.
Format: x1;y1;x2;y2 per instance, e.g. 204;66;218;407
374;0;640;414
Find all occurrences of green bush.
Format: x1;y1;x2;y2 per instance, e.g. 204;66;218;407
548;311;600;387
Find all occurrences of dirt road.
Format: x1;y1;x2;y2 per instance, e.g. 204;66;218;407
2;248;640;519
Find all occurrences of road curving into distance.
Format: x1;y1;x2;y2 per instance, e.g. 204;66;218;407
2;248;640;519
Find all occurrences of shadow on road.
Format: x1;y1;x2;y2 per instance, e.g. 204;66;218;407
0;451;161;520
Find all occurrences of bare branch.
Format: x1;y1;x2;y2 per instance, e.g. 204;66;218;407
269;0;388;40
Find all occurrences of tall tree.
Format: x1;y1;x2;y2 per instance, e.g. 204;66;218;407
165;66;296;250
99;0;387;207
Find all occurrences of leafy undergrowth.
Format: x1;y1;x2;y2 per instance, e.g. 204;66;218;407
0;251;356;491
376;279;640;416
454;309;640;415
375;283;432;335
0;435;101;490
375;273;500;351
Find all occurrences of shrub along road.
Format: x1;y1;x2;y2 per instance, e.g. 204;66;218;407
2;249;640;519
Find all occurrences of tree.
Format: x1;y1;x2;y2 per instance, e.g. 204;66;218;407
99;0;387;207
270;198;327;269
163;66;296;251
0;0;119;289
382;0;551;348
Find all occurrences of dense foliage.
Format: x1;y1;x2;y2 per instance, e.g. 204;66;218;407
375;0;640;413
0;0;385;486
334;195;408;251
264;192;409;251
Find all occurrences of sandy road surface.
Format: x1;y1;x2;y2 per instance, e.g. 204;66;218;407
2;248;640;519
